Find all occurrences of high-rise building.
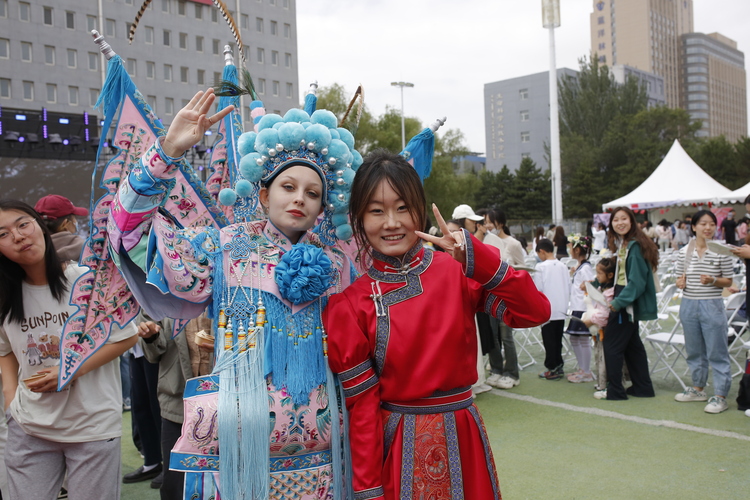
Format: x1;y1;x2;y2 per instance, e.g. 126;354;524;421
0;0;298;136
681;32;747;141
590;0;693;108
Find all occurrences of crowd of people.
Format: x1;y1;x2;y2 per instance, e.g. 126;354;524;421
1;88;749;500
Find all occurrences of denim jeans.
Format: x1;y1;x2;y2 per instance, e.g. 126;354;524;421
487;316;519;379
679;297;732;397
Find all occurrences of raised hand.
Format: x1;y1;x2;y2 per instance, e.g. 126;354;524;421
415;203;466;263
162;88;234;157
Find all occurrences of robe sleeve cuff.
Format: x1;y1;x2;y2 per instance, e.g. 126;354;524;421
338;358;379;399
354;486;385;500
462;232;508;289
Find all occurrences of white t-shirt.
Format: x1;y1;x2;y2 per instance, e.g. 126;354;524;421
569;261;595;311
532;259;571;321
0;264;136;443
592;228;607;251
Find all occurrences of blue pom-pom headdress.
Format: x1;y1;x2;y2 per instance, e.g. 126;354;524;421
220;82;358;245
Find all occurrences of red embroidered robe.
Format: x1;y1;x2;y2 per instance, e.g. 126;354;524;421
323;233;551;500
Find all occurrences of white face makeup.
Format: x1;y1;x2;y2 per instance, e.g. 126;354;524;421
259;165;324;243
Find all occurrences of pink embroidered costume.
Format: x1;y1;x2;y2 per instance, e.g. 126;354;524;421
323;233;551;500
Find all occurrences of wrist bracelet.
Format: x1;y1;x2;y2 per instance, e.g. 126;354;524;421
155;136;186;165
711;276;717;285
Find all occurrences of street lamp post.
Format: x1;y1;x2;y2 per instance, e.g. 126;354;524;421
542;0;563;225
390;81;414;150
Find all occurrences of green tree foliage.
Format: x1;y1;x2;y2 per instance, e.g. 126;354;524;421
694;136;745;190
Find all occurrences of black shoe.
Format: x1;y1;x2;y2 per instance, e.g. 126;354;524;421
123;464;162;484
150;470;164;489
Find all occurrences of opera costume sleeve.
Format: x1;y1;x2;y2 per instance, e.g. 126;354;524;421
462;230;551;328
109;137;217;320
324;292;385;500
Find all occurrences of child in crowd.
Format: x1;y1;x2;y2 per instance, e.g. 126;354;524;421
534;239;571;380
566;236;595;383
582;257;617;391
324;150;550;499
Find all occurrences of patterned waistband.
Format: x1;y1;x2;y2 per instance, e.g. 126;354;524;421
269;450;332;473
381;386;473;414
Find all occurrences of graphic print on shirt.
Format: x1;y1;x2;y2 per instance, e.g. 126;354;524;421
21;309;67;365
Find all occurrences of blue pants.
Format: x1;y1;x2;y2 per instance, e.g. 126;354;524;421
680;298;732;397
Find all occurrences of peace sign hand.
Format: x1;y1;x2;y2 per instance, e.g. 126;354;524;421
162;88;235;157
415;204;466;263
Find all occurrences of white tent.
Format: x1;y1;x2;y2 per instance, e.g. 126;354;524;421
602;139;732;210
718;181;750;204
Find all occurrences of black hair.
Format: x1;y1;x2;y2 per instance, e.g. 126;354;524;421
596;257;616;288
690;209;717;228
606;206;659;270
571;236;592;260
0;200;69;325
536;238;554;254
43;214;75;234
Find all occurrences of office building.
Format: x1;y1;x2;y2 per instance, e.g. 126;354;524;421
681;32;747;141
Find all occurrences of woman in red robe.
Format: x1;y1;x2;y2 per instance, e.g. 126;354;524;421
323;150;551;499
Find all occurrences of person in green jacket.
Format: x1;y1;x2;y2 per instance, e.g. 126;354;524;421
594;207;658;401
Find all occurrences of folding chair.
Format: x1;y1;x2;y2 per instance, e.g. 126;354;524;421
724;292;748;377
641;284;678;338
645;317;689;391
514;326;542;370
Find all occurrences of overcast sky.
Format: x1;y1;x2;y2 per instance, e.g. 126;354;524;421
297;0;750;154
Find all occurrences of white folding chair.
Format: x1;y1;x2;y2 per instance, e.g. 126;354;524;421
645;317;689;390
514;326;542;370
724;292;748;377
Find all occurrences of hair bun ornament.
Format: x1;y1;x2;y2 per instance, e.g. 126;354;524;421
231;88;360;245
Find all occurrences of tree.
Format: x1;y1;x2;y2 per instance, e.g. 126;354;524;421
695;136;744;190
503;158;551;219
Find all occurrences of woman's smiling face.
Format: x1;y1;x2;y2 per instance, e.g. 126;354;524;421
362;179;419;259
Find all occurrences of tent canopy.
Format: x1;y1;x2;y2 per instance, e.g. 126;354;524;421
718;181;750;204
602;140;732;210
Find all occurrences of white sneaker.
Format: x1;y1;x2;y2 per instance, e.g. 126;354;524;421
593;390;607;400
704;396;728;414
485;373;503;388
745;409;750;417
472;383;492;395
674;387;708;402
496;376;520;389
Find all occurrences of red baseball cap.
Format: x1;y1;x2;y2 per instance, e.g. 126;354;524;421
34;195;89;220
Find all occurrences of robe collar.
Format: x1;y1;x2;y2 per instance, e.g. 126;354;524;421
369;242;431;282
262;220;320;254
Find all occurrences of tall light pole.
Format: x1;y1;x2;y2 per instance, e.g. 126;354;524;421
391;81;414;150
543;0;563;225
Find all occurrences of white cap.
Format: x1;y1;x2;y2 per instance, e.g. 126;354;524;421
452;204;483;222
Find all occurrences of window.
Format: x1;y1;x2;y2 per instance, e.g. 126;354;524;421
244;106;251;122
272;81;280;96
212;39;220;55
164;64;172;81
270;21;277;35
105;18;116;37
285;53;292;68
87;15;97;32
180;66;188;83
147;95;157;112
270;0;275;5
519;88;528;99
597;29;605;37
271;51;278;66
127;58;136;76
243;46;250;61
520;110;529;121
19;2;30;22
599;55;606;63
179;32;187;49
213;72;221;85
0;0;6;18
0;38;8;58
197;69;205;85
165;97;174;115
286;82;293;98
521;132;530;143
44;45;55;65
88;52;98;71
211;8;218;22
283;0;289;8
146;61;155;79
69;86;79;105
196;36;204;52
598;42;605;50
163;30;171;46
241;14;249;29
598;16;604;24
46;83;57;103
21;42;32;62
43;6;53;25
284;23;291;38
257;48;264;63
177;0;185;16
145;26;154;44
257;78;266;94
23;81;34;100
161;0;170;14
67;49;77;68
66;11;74;29
194;3;202;19
256;17;264;32
89;88;99;107
0;78;10;99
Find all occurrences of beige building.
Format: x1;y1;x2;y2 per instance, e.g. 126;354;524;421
590;0;693;108
681;32;747;141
